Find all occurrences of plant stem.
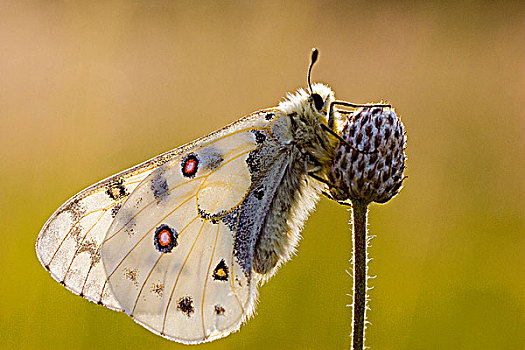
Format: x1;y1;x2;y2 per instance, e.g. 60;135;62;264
351;200;369;350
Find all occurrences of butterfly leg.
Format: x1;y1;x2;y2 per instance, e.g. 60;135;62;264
310;174;352;206
320;124;378;155
321;190;352;206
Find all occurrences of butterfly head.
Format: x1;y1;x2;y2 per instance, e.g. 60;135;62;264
279;83;334;120
298;48;344;131
276;49;347;157
278;82;346;138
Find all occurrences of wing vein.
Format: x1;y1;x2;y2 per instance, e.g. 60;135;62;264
104;178;205;242
46;207;108;267
131;253;165;315
161;219;207;335
62;209;108;283
201;223;221;339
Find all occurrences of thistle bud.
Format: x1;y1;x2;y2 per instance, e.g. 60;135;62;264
329;106;406;204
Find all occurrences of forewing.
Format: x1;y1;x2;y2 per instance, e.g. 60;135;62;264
35;109;277;312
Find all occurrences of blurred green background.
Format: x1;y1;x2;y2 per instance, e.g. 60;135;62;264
1;1;524;349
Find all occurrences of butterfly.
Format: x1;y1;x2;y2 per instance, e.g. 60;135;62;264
35;49;388;344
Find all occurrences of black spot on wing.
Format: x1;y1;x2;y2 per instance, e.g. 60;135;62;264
151;283;164;297
177;296;195;317
77;240;101;266
253;188;264;200
111;204;121;218
125;226;135;237
265;112;274;120
124;268;139;287
106;179;127;200
151;172;169;202
251;130;266;144
69;226;82;244
212;259;229;281
67;199;87;222
214;305;226;316
246;150;261;174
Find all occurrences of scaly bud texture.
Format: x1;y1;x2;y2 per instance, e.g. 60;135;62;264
329;106;406;204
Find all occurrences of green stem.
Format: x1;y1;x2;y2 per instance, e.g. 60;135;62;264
351;200;369;350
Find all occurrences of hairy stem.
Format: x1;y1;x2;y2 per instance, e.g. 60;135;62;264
351;200;369;350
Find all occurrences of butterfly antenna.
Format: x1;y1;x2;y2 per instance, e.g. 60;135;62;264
308;48;319;93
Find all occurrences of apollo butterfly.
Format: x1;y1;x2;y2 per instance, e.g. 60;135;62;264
35;49;389;343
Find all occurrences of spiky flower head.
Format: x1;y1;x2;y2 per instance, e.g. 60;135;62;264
329;106;406;204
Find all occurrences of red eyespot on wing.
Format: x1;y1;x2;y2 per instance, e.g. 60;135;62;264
159;230;171;245
185;160;196;173
181;154;199;178
154;224;178;253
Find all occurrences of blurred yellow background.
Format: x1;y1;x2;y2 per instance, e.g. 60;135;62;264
1;1;524;349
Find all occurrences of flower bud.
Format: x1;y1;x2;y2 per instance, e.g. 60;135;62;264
329;106;406;204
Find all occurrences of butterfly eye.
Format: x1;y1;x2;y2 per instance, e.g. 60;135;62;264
311;93;324;111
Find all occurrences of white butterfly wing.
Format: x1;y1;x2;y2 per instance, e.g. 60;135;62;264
35;164;156;310
102;129;258;342
101;113;288;342
35;110;276;312
36;82;340;344
36;109;286;343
